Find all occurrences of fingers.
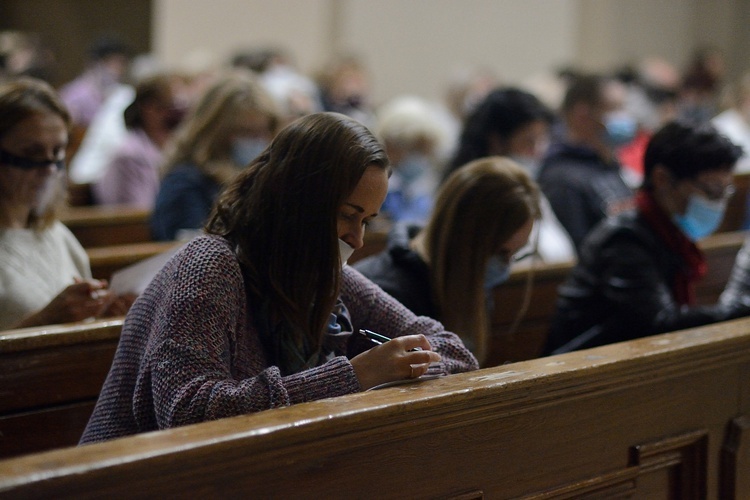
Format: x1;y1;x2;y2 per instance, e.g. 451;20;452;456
401;334;433;352
382;335;441;379
101;295;135;317
60;282;112;320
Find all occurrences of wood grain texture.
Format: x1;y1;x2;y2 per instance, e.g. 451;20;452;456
1;317;749;498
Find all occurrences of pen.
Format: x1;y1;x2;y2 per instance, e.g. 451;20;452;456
359;328;391;344
359;329;423;351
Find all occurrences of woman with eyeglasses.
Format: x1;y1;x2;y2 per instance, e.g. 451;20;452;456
0;77;132;330
544;120;750;355
354;157;541;365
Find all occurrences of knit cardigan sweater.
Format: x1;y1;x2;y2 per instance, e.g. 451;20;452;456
80;235;478;444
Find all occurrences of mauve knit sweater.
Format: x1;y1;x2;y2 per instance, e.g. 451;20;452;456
80;235;478;444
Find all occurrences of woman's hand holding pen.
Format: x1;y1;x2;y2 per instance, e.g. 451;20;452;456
350;334;441;391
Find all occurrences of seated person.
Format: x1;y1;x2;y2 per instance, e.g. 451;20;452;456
544;121;750;355
355;157;540;365
150;70;280;241
720;235;750;308
0;77;133;330
93;72;188;207
79;112;478;445
375;96;449;224
444;87;575;263
538;75;635;253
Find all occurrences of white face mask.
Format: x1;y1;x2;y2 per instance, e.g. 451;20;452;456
31;170;63;217
338;238;355;268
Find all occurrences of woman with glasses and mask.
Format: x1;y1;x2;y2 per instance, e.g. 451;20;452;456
355;157;541;365
0;77;133;330
544;120;750;355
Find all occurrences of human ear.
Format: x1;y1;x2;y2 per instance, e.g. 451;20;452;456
650;164;673;192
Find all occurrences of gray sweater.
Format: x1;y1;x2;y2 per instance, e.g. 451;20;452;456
80;235;478;444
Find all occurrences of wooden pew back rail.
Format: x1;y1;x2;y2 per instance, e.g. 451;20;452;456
1;317;749;498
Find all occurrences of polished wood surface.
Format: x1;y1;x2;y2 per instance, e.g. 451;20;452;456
1;230;745;459
60;205;152;247
717;172;750;233
0;319;123;458
1;317;748;499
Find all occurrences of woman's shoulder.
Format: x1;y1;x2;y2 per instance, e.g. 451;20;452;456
151;234;243;295
162;162;208;185
176;234;236;266
581;211;662;262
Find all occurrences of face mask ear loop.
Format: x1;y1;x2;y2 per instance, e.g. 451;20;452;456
505;218;541;338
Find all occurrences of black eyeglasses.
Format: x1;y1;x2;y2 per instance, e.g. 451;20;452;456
690;180;735;202
0;148;65;170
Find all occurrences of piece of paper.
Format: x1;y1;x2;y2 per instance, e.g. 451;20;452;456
109;244;184;295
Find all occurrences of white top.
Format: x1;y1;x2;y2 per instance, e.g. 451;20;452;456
535;194;577;264
0;221;91;330
68;84;134;184
712;109;750;173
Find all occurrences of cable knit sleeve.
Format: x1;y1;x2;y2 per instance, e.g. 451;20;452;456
340;265;479;375
137;237;361;430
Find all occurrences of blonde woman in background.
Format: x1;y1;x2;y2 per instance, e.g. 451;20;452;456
354;157;541;364
150;70;281;241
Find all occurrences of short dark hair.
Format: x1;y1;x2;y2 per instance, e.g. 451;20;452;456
447;87;553;174
123;74;175;129
561;74;604;113
642;121;742;187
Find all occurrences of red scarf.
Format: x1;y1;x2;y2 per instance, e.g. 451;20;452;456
635;189;707;305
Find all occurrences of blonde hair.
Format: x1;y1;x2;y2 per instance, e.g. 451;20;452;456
0;77;70;230
161;69;280;184
375;96;448;153
414;156;540;363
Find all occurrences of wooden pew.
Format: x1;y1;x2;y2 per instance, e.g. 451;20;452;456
60;205;152;248
486;229;748;366
0;231;743;460
87;241;181;282
0;319;123;459
66;182;94;207
1;317;749;498
717;171;750;233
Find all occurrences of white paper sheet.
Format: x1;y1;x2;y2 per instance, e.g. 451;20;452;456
109;244;184;295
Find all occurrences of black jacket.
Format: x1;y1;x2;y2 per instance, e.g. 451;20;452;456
539;143;633;253
544;210;750;355
353;223;437;318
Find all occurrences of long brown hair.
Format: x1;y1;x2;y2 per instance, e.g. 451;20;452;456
414;156;540;363
0;77;70;229
206;112;388;365
161;69;280;184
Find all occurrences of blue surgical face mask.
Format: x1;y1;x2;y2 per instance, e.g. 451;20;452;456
604;112;637;147
673;194;726;241
231;137;268;168
338;238;355;268
484;255;511;290
396;153;432;184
